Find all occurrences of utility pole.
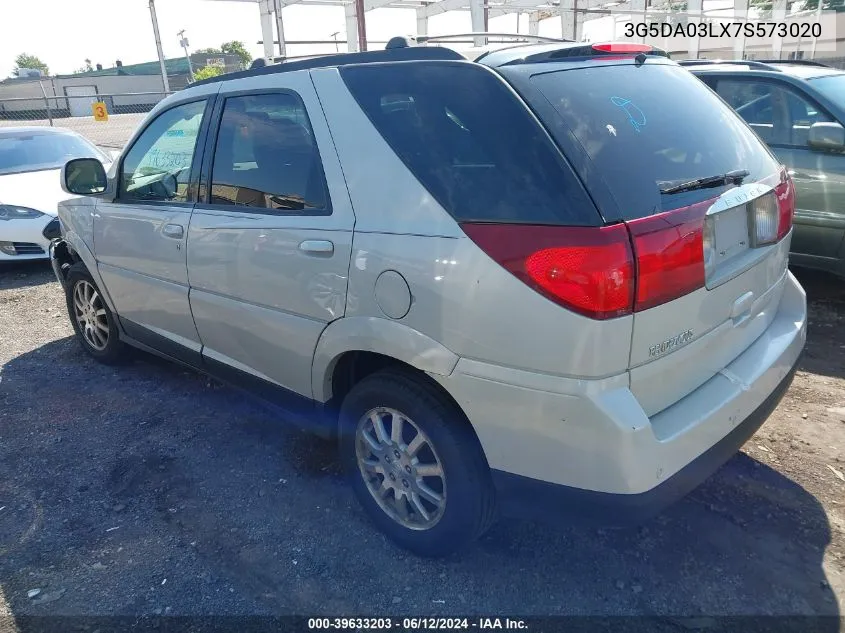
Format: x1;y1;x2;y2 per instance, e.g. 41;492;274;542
38;79;53;127
149;0;171;93
354;0;368;51
178;29;194;82
810;0;825;60
273;0;287;57
259;0;275;62
331;31;341;51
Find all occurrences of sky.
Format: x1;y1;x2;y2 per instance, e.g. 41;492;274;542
0;0;581;77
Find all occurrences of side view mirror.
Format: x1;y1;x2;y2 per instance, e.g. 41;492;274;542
808;121;845;152
108;149;121;161
61;158;107;196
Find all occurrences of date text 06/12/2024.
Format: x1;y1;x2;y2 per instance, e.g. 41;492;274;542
307;618;528;630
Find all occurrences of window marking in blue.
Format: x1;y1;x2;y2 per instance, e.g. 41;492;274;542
611;96;647;133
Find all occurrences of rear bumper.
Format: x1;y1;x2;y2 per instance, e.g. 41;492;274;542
491;355;798;524
434;271;806;522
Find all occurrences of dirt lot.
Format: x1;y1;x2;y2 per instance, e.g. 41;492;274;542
0;262;843;627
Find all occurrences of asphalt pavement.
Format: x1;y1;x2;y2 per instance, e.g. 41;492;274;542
0;261;842;630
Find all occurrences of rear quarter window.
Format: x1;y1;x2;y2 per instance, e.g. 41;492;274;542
340;62;599;226
528;63;781;220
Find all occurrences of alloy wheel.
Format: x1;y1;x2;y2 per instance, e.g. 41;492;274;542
355;407;447;530
72;280;109;351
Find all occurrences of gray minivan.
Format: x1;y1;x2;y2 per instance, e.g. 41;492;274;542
686;59;845;278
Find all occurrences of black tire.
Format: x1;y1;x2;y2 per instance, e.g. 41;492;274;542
65;263;127;364
339;369;496;557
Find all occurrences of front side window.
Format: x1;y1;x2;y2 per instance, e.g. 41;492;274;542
717;79;832;146
209;93;329;213
120;99;206;203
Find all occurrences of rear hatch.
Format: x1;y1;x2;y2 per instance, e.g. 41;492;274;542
498;57;794;416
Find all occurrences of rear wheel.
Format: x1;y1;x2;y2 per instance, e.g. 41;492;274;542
339;370;495;556
65;263;126;364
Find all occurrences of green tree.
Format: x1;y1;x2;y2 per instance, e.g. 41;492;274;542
193;65;224;81
74;58;93;74
195;42;252;69
221;41;252;68
12;53;49;77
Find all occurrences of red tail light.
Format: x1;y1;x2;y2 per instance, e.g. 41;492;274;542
461;170;792;320
460;223;634;320
626;198;714;312
775;166;795;240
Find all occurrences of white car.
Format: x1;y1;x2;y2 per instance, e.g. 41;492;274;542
0;127;109;261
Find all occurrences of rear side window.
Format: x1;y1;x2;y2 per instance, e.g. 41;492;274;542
209;92;329;213
530;63;780;221
340;62;598;225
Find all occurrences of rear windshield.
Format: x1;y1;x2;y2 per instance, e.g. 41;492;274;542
530;63;780;220
340;62;598;225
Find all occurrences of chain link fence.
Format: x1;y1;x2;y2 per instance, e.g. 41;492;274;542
0;92;168;150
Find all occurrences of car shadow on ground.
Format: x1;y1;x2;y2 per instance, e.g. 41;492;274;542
0;261;54;291
0;335;839;623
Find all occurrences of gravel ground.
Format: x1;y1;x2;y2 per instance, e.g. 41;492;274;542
0;262;843;626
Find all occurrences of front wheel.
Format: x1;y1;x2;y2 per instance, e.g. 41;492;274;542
65;263;127;364
339;370;495;557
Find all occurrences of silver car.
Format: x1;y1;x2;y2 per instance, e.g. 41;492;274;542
51;41;807;556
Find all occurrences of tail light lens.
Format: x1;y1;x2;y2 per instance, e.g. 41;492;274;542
460;223;634;320
775;167;795;241
751;192;780;245
752;166;795;245
702;216;717;279
461;167;793;320
626;199;713;312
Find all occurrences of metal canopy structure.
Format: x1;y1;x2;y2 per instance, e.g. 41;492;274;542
204;0;657;59
204;0;812;65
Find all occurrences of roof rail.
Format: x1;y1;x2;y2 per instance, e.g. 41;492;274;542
676;58;778;71
269;52;339;64
191;46;465;87
754;58;831;67
413;32;571;44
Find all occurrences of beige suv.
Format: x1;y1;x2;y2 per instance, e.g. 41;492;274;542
53;41;805;556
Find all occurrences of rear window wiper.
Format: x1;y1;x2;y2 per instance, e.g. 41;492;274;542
659;169;749;195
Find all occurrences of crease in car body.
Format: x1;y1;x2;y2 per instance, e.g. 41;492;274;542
48;41;806;557
308;72;361;399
